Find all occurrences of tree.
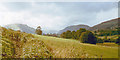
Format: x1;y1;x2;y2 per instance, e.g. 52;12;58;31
60;30;72;39
65;30;72;39
60;32;66;38
35;26;42;35
80;31;97;44
76;28;86;39
71;31;76;39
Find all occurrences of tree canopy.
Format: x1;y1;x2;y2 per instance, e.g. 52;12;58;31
80;31;97;44
35;26;42;35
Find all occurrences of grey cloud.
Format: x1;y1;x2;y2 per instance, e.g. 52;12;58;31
3;2;32;11
0;2;118;33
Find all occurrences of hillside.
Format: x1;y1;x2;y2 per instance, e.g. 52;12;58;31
0;26;118;58
58;18;119;34
58;24;90;34
90;18;119;31
4;24;36;34
0;27;52;58
35;35;118;58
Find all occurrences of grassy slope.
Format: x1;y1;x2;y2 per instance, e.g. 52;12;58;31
22;39;52;58
0;26;118;58
35;35;118;58
0;27;52;58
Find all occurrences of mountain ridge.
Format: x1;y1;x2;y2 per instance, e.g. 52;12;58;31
3;18;119;34
58;18;119;34
4;24;36;34
90;18;119;31
58;24;90;34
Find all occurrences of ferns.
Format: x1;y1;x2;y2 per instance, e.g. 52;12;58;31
1;38;15;58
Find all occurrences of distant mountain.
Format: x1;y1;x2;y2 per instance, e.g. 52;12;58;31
58;18;119;34
90;18;119;31
4;24;36;34
58;24;90;34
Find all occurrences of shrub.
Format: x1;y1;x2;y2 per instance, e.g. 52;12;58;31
97;38;104;43
116;37;120;45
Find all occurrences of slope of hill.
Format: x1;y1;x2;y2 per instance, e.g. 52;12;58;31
90;18;119;31
0;26;118;58
35;35;118;58
0;27;52;58
4;24;36;34
58;24;90;34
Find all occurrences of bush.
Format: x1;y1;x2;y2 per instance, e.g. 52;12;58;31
116;37;120;45
97;38;104;43
80;31;97;44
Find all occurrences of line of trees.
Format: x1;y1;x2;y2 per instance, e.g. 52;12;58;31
60;28;120;44
35;26;120;45
94;29;118;36
60;28;97;44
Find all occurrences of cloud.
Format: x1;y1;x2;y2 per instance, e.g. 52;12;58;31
0;0;119;2
3;2;32;11
95;7;118;26
0;2;118;33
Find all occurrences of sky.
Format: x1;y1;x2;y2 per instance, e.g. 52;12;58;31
0;1;119;33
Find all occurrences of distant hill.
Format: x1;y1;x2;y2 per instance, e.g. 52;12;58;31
58;18;119;34
58;24;90;34
3;18;119;34
90;18;119;31
4;24;36;34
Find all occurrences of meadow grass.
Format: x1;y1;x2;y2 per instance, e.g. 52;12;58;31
34;35;118;58
97;43;118;47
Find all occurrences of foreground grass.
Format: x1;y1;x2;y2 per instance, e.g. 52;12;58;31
35;35;118;58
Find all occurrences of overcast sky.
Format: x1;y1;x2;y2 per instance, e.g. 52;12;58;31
0;2;118;33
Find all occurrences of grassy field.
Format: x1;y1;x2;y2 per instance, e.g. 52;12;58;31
96;43;118;47
0;26;118;58
35;35;118;58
